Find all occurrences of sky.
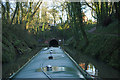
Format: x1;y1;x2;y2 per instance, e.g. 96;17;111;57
82;6;95;21
43;0;95;23
1;0;95;23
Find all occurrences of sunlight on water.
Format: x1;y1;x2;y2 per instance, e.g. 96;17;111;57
79;63;98;78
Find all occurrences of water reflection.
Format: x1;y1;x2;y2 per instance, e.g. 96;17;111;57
66;47;120;78
79;63;98;78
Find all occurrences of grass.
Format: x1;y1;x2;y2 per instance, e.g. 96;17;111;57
2;24;42;78
66;21;120;71
84;24;96;31
2;47;42;78
95;20;119;34
84;21;120;70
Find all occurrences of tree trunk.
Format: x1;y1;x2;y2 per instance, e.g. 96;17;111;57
71;3;79;41
25;1;42;29
76;2;89;48
20;2;23;24
114;2;119;20
6;2;10;23
2;3;6;21
11;2;19;24
105;2;108;17
16;2;20;24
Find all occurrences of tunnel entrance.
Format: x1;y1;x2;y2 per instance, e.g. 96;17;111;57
49;39;59;47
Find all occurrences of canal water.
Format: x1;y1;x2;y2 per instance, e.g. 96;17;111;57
64;47;120;79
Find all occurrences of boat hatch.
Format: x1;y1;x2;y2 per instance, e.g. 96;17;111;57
47;55;64;60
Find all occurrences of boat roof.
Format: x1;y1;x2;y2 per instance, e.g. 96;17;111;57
12;47;91;79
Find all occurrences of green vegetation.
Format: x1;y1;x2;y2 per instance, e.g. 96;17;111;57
67;21;120;71
2;24;41;78
2;24;38;63
96;20;119;34
64;1;120;72
1;0;120;78
85;21;120;70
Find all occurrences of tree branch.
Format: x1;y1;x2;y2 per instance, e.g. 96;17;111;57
84;0;96;11
31;2;42;18
11;2;19;24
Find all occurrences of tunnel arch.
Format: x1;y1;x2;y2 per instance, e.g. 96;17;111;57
49;39;59;47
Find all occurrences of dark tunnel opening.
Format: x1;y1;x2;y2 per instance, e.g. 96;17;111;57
49;39;59;47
